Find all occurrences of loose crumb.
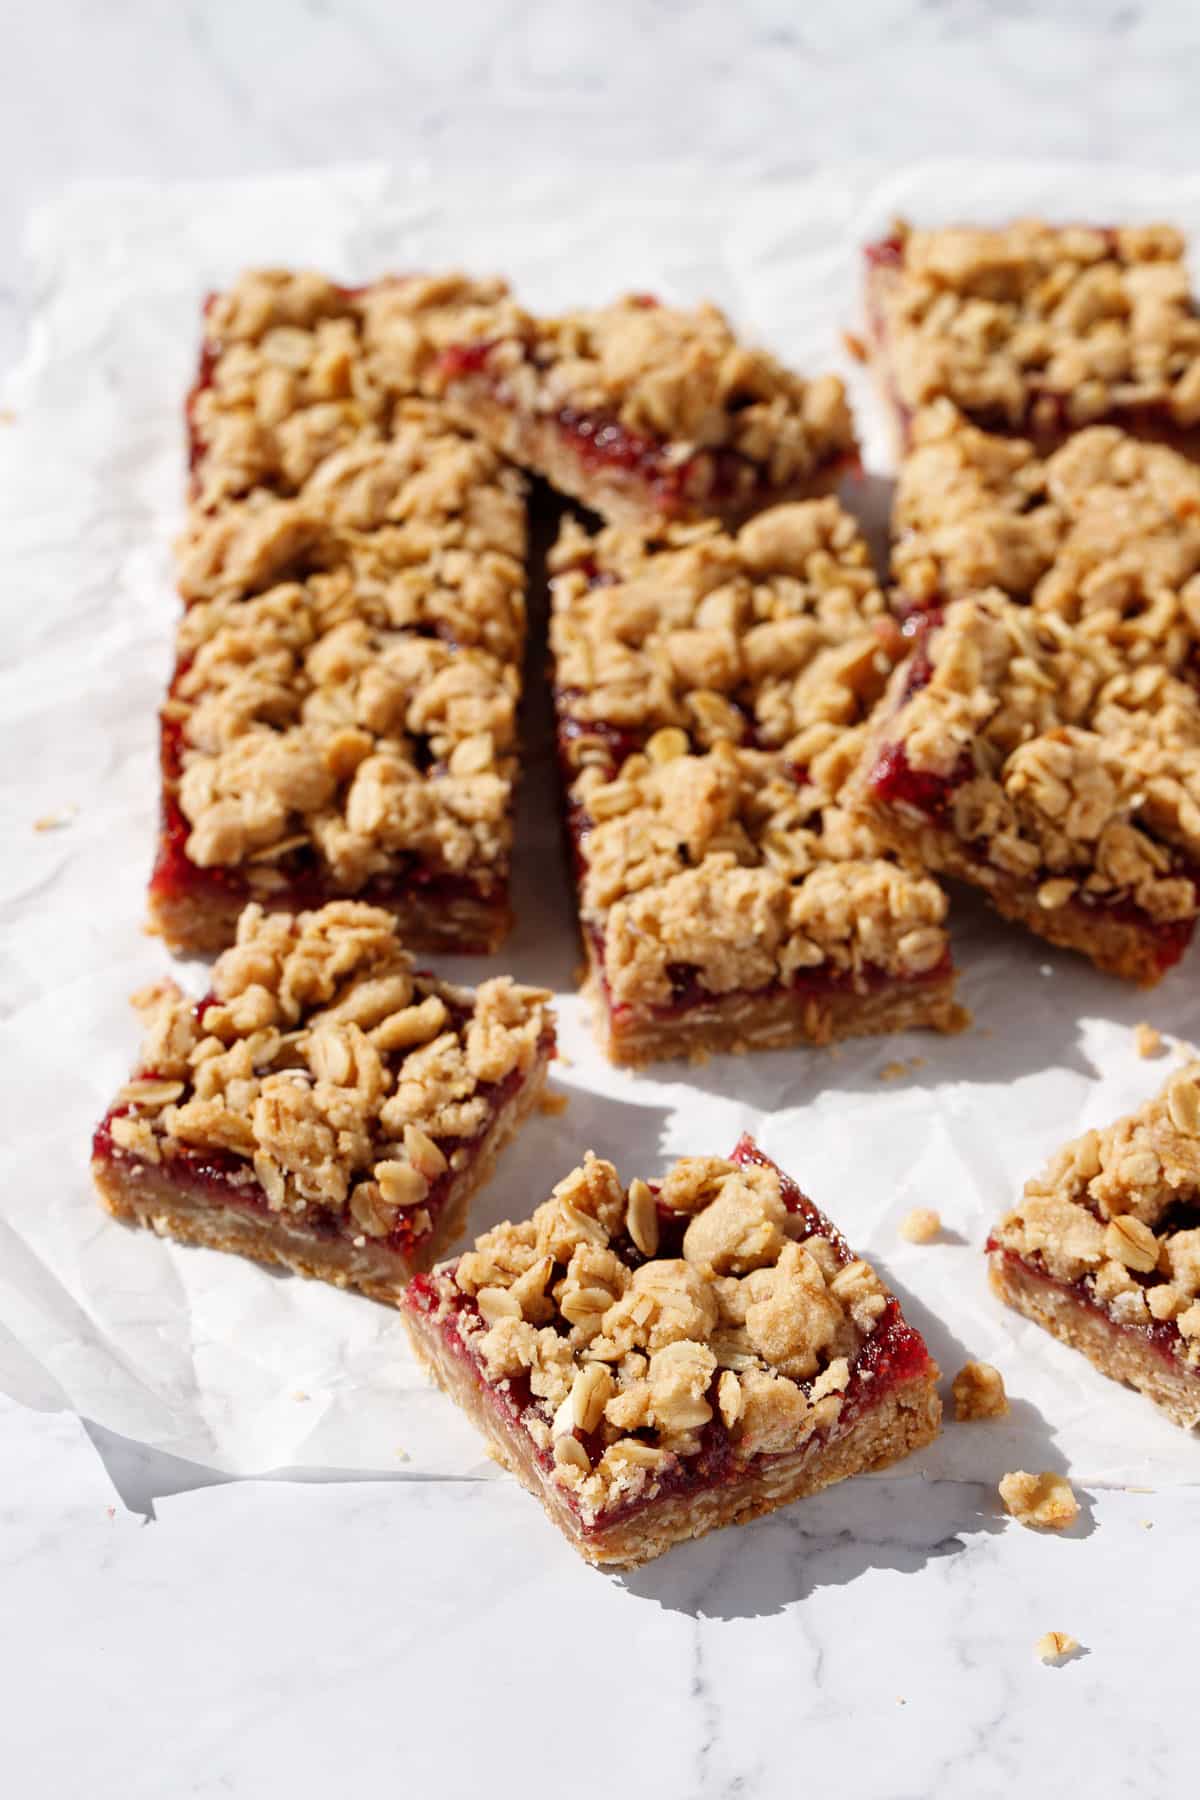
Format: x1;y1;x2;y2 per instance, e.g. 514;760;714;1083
952;1360;1009;1421
33;806;77;832
999;1469;1079;1531
880;1060;909;1082
0;407;15;425
537;1089;570;1116
556;1049;574;1068
842;329;868;364
1134;1021;1165;1059
394;1447;410;1462
1034;1631;1080;1665
291;1390;310;1402
900;1206;941;1244
1142;1519;1154;1530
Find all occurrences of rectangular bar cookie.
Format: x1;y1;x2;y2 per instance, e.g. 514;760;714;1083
989;1065;1200;1429
851;592;1200;985
864;219;1200;456
151;389;529;956
549;501;963;1063
402;1135;942;1568
416;285;857;528
92;902;555;1303
892;401;1200;685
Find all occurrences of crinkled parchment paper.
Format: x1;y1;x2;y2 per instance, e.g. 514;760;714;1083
3;158;1200;1482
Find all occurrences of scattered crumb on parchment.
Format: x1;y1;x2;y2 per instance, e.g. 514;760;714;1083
999;1470;1079;1531
1034;1632;1080;1665
900;1207;941;1244
842;329;868;363
34;805;77;832
394;1447;410;1462
952;1361;1009;1421
0;407;15;425
556;1049;574;1068
538;1089;569;1116
879;1061;908;1082
1133;1021;1165;1059
291;1390;310;1402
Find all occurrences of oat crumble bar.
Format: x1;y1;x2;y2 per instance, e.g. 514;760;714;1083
92;901;555;1301
893;402;1200;681
401;1135;942;1567
154;280;530;954
989;1064;1200;1428
416;285;857;528
865;219;1200;454
850;592;1200;984
548;502;964;1063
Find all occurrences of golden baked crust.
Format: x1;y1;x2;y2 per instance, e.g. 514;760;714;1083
869;219;1200;442
94;901;554;1280
895;402;1200;677
989;1063;1200;1426
852;592;1200;980
402;1140;941;1566
549;502;961;1058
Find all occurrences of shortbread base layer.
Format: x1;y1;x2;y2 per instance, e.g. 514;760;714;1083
147;873;513;959
92;1046;551;1304
438;379;849;529
989;1251;1200;1431
586;959;967;1067
855;803;1184;987
402;1302;941;1568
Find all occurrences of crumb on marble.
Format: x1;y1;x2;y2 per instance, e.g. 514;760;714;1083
880;1060;909;1082
1134;1021;1165;1059
537;1088;570;1116
1034;1631;1080;1665
952;1360;1009;1421
1000;1469;1079;1531
900;1206;941;1244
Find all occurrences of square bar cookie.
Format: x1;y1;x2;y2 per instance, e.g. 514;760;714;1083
152;388;529;957
850;592;1200;985
93;902;555;1303
865;219;1200;455
415;284;857;528
893;401;1200;683
402;1135;942;1568
989;1065;1200;1428
549;502;963;1063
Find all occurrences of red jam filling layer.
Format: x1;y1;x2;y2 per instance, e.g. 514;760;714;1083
93;1023;554;1264
987;1241;1195;1373
407;1134;933;1536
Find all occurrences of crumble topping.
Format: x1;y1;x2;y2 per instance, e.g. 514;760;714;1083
193;272;505;509
894;403;1200;676
899;1207;942;1244
992;1065;1200;1363
426;1149;899;1522
873;219;1200;431
104;901;552;1239
165;396;529;893
951;1360;1009;1420
1135;1021;1166;1058
999;1469;1079;1531
574;739;950;1010
1034;1632;1080;1665
410;286;854;486
868;593;1200;922
551;503;951;1014
550;501;896;760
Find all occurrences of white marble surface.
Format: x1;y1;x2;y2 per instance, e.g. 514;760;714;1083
5;3;1200;1794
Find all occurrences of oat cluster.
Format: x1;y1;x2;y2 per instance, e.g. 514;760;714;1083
551;502;951;1013
870;592;1200;924
992;1063;1200;1363
894;401;1200;675
874;219;1200;433
426;1150;896;1520
107;902;551;1242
